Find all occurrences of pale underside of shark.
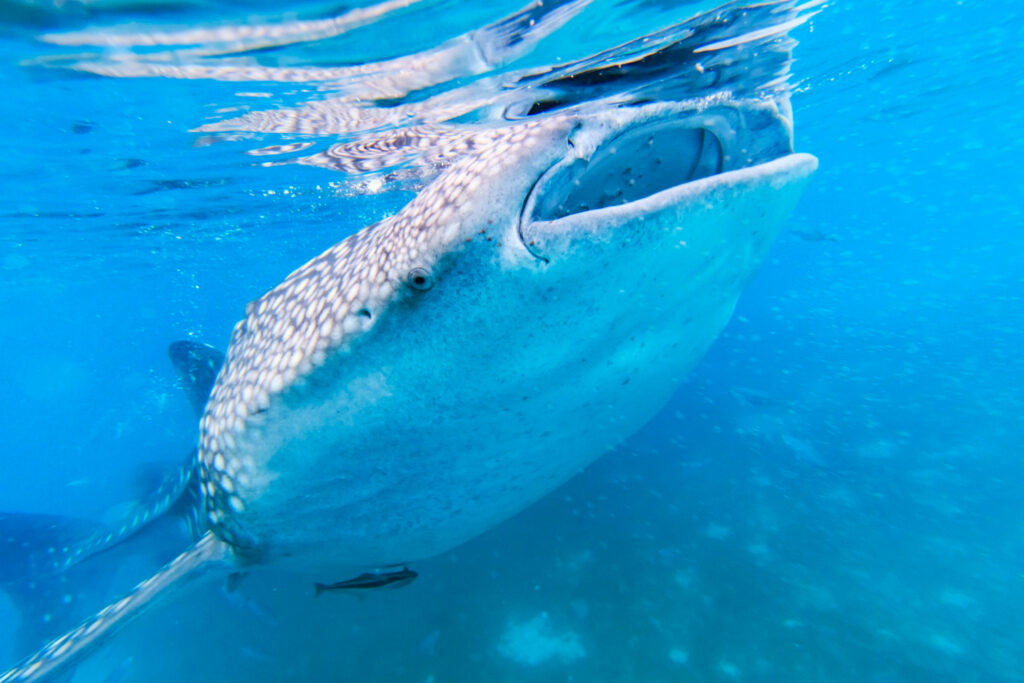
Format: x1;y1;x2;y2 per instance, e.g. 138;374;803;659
3;1;820;679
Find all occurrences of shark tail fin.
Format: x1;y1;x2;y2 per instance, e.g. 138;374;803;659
0;532;230;683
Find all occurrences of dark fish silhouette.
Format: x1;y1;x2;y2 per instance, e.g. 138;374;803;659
313;567;418;595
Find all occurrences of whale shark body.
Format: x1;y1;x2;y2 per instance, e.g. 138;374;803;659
2;1;819;679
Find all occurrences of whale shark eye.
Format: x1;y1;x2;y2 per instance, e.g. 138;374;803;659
408;267;433;291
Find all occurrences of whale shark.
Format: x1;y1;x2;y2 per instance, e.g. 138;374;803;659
2;1;819;679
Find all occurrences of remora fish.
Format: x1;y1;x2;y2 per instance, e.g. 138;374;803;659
313;567;418;595
2;4;819;681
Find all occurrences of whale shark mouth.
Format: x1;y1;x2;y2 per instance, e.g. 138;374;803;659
521;104;793;228
528;122;723;222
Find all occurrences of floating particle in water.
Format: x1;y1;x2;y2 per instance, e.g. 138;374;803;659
568;599;589;620
704;523;732;540
497;612;585;666
418;629;440;656
657;547;682;561
2;253;29;271
718;660;741;678
239;644;274;662
673;569;696;590
926;634;964;657
858;438;899;459
938;589;976;609
747;543;771;559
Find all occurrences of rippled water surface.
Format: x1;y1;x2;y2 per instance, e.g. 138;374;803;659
1;0;1022;681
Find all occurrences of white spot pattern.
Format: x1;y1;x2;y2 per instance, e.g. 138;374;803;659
197;117;563;547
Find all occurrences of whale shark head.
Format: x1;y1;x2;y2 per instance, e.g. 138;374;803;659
198;95;816;569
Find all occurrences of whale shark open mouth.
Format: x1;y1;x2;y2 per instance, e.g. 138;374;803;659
521;105;792;231
528;123;724;222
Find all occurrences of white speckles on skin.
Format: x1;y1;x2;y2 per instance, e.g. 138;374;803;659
276;352;292;373
359;279;373;301
342;315;361;334
269;373;284;392
51;636;73;659
194;116;570;541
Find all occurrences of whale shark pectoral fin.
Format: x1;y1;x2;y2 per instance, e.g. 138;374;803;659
167;340;226;419
1;452;192;579
0;532;231;683
88;452;200;568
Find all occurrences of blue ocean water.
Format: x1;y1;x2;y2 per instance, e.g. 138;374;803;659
1;0;1021;681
